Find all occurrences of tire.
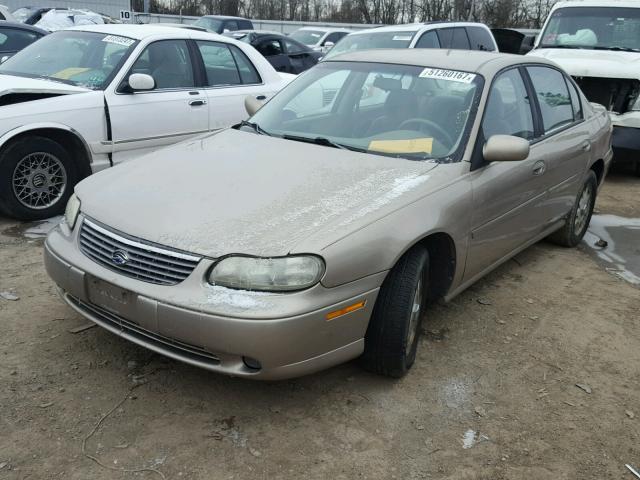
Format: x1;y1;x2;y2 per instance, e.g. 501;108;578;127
360;246;429;378
548;170;597;247
0;136;78;221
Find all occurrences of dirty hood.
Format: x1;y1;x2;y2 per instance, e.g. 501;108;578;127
528;48;640;79
0;74;91;98
76;129;438;258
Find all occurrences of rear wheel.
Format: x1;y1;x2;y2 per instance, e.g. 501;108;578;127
360;246;429;378
548;170;597;247
0;136;77;220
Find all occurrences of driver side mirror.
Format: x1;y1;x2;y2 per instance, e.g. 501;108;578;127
127;73;155;92
244;94;267;116
483;135;530;162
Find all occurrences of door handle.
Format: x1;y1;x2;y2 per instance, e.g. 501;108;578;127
582;141;592;152
532;160;546;176
189;99;207;107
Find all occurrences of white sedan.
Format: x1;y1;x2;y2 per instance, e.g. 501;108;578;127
0;24;293;220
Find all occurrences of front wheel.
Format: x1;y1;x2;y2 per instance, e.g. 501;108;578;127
360;246;429;378
0;136;77;221
548;170;597;247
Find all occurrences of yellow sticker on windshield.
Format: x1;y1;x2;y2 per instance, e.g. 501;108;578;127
368;138;433;154
53;67;91;79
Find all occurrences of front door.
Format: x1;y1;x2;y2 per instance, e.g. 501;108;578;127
106;39;209;163
464;67;550;282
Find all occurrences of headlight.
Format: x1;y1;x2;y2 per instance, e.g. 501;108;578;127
208;255;325;292
64;193;80;229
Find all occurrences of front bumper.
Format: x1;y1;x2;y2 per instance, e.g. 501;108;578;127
611;125;640;164
44;221;383;380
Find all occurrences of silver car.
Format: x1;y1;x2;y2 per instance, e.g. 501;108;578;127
45;50;613;380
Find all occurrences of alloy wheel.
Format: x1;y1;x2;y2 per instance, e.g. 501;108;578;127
12;152;67;210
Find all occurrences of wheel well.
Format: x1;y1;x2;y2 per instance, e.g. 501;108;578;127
2;128;92;179
590;159;605;186
415;232;457;303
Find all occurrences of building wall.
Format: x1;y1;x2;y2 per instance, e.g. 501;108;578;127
3;0;130;19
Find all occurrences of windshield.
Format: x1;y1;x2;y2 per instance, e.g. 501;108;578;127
249;62;482;162
323;31;417;60
0;30;136;89
12;7;35;23
539;7;640;51
289;29;326;46
193;17;223;32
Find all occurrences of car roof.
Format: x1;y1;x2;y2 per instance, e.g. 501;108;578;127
0;20;48;34
325;49;556;76
66;23;231;41
295;26;352;33
553;0;640;7
349;22;491;35
200;15;250;20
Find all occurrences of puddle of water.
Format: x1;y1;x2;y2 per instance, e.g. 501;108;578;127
2;216;63;240
583;214;640;285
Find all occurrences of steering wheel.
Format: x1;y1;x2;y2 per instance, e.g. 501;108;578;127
398;118;455;148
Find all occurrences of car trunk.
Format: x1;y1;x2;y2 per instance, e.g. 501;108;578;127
573;76;640;114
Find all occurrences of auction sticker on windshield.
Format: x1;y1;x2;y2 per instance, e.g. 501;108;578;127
419;68;476;83
102;35;135;47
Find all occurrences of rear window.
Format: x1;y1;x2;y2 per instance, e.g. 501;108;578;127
323;30;418;59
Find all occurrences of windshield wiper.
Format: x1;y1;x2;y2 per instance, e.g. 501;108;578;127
592;46;640;52
282;133;366;152
237;119;272;136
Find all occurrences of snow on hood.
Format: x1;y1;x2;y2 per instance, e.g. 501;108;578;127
528;48;640;80
77;129;437;258
0;74;91;97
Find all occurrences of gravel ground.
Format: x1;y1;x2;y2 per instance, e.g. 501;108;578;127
0;170;638;480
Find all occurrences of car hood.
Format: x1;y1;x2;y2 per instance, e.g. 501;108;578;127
76;129;438;258
528;48;640;79
0;74;90;100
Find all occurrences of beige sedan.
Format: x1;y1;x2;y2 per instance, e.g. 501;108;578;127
45;50;612;380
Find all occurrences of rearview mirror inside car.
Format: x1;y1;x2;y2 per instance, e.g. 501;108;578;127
128;73;155;92
244;95;267;116
483;135;530;162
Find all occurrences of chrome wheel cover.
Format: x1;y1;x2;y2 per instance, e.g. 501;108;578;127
12;152;67;210
406;278;423;350
574;183;593;234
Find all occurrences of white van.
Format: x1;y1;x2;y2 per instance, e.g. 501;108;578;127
528;1;640;174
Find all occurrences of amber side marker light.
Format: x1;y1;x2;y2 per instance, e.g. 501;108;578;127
326;300;366;321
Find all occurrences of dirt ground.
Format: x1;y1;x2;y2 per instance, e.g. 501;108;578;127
1;170;639;480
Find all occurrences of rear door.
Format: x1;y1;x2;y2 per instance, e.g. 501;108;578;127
106;39;209;163
525;65;591;223
195;40;270;130
465;67;550;282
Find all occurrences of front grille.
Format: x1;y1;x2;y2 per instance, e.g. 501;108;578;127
67;294;220;365
573;76;640;114
79;218;201;286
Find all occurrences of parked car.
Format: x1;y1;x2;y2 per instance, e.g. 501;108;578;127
323;22;498;60
45;50;612;380
0;24;293;220
11;6;51;25
225;30;322;73
528;0;640;175
0;4;15;22
288;26;352;53
192;15;253;34
34;9;104;31
0;21;46;60
492;28;539;54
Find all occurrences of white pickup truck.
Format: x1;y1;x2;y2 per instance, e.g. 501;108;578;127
528;0;640;175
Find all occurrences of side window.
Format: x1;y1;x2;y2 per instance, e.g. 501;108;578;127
257;39;283;57
527;66;574;133
224;20;239;32
482;68;534;140
130;40;194;89
196;41;241;86
437;28;454;48
567;78;583;121
229;45;261;84
451;27;471;49
466;26;495;51
0;29;40;51
284;38;304;54
240;20;253;29
415;30;440;49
